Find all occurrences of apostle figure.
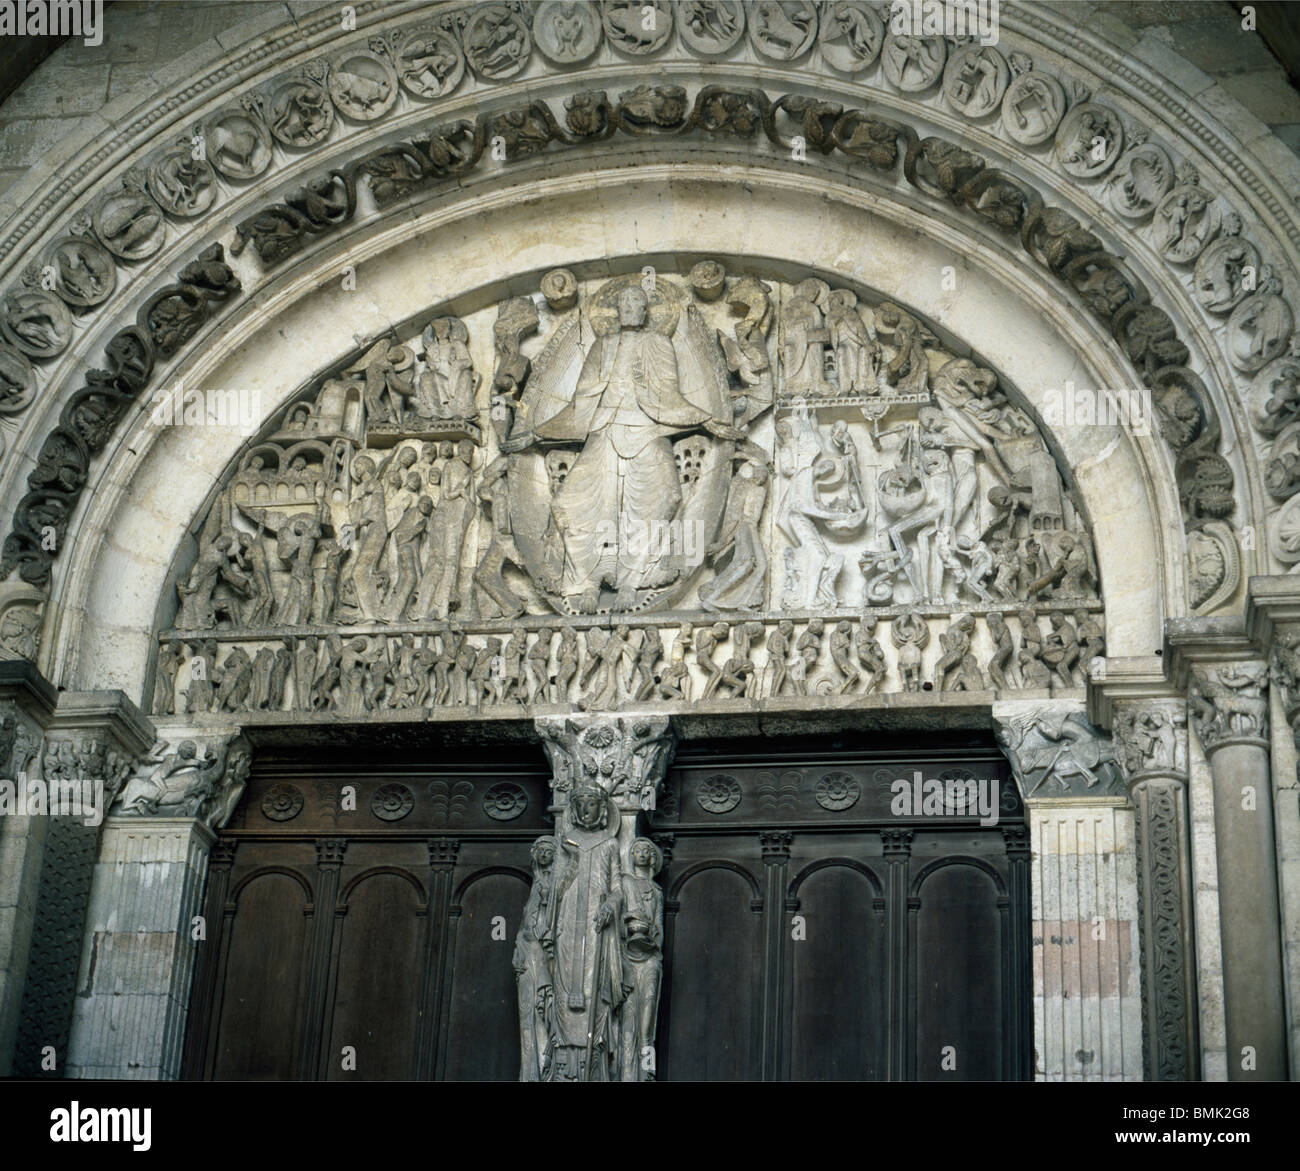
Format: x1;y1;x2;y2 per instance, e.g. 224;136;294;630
514;836;557;1081
419;316;479;419
545;786;626;1081
412;441;474;621
505;284;737;611
619;837;664;1082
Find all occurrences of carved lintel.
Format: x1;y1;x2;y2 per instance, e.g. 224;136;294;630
1188;662;1269;753
535;713;675;814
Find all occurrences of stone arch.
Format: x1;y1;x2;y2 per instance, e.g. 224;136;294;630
0;2;1296;1087
0;5;1294;677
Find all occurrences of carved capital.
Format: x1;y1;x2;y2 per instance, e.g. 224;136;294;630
1269;629;1300;735
759;830;793;863
536;713;675;812
38;732;136;814
1000;822;1030;858
209;839;239;868
650;832;675;869
881;828;914;857
315;838;347;868
1188;662;1269;753
110;728;251;829
427;837;460;870
992;700;1124;799
1112;699;1189;788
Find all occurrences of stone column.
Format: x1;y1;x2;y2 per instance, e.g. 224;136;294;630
1248;576;1300;1075
993;700;1143;1081
63;726;250;1080
11;690;153;1078
1112;699;1199;1080
1187;662;1288;1080
0;660;57;1075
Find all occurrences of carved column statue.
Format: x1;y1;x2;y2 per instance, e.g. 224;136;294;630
1112;698;1198;1080
1185;659;1288;1080
0;660;57;1076
526;713;675;1081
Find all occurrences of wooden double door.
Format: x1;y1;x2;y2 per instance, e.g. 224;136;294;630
183;733;1031;1081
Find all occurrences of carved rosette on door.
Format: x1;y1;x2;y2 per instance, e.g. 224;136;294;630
152;261;1104;721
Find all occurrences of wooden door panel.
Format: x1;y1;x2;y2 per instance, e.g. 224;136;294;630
914;861;1005;1080
211;870;312;1080
660;864;762;1081
187;737;1030;1082
442;871;529;1081
325;870;427;1081
788;862;886;1080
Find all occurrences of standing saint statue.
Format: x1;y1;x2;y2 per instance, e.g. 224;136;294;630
618;837;664;1082
545;786;627;1081
504;284;738;612
514;836;556;1081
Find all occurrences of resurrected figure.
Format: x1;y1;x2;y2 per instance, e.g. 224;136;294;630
619;837;664;1082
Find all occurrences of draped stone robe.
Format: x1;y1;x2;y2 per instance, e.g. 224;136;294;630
537;324;712;596
547;822;627;1080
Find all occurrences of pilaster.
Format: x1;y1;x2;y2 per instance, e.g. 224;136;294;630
993;698;1141;1081
11;688;153;1078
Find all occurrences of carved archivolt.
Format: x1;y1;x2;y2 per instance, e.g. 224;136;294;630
0;0;1295;670
148;262;1109;719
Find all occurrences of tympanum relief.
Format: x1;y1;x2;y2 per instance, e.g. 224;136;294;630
155;262;1102;717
